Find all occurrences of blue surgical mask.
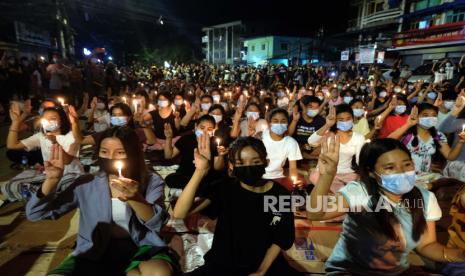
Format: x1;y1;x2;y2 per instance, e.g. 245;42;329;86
201;103;212;111
174;99;183;106
379;91;387;98
337;120;353;131
343;96;353;104
158;100;169;108
444;101;455;110
395;105;406;114
353;108;364;117
212;95;221;102
110;116;128;126
419;117;438;129
246;111;260;120
195;129;204;138
306;109;319;118
378;171;416;195
277;91;285;97
427;92;437;100
270;123;288;135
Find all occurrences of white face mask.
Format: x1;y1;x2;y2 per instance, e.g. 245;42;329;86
42;119;60;132
246;111;260;120
212;95;221;103
158;100;169;108
96;102;106;110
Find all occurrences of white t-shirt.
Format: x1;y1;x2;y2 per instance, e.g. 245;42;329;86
262;129;303;179
308;131;365;174
111;198;132;233
240;118;268;137
434;71;446;84
445;66;454;80
21;132;83;175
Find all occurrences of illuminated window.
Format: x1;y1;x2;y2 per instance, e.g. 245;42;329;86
419;20;428;29
447;8;465;23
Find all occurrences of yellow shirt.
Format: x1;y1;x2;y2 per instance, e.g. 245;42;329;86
353;117;370;136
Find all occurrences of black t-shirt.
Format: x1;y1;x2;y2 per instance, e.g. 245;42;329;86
202;178;295;271
149;110;177;139
174;133;217;175
292;115;325;144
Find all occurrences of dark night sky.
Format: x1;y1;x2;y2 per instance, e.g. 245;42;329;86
167;0;353;36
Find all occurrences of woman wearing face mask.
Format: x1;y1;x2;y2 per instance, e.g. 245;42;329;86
389;103;465;174
6;105;83;200
438;96;465;169
164;115;227;191
432;60;448;84
377;96;410;138
368;87;389;110
350;99;380;139
141;92;181;151
231;102;268;138
208;104;231;148
86;96;111;133
26;127;179;275
258;108;303;191
174;136;298;276
308;136;465;275
308;104;365;193
81;103;155;146
342;91;354;105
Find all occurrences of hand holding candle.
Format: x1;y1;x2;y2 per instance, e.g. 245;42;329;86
115;160;124;178
216;137;221;147
57;97;66;106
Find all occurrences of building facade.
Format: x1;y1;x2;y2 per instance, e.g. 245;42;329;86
202;21;245;64
390;0;465;68
243;36;312;66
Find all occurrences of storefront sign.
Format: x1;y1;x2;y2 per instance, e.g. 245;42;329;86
394;21;465;47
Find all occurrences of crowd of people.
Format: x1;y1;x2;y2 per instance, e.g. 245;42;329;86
4;53;465;275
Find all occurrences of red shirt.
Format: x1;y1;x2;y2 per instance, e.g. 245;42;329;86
379;114;408;138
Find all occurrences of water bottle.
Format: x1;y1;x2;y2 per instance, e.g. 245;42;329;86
21;155;29;171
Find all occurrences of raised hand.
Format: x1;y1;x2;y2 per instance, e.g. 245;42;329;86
407;106;418;126
44;144;65;179
325;106;337;127
194;133;211;170
90;97;97;110
317;134;340;176
164;123;173;139
68;105;79;126
434;92;443;107
9;102;21;123
292;105;301;121
217;145;228;156
110;177;142;202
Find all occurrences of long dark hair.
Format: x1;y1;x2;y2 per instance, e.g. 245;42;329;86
42;107;71;134
358;138;426;241
229;136;267;166
404;103;441;151
95;127;148;190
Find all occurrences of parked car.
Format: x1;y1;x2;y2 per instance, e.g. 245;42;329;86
407;63;433;83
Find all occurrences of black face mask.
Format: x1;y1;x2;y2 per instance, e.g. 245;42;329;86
233;165;266;187
98;157;128;176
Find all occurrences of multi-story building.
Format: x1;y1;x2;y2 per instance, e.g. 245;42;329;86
340;0;406;62
202;21;245;65
243;36;312;66
390;0;465;67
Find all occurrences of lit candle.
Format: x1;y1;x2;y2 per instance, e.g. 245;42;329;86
149;104;155;111
291;176;297;185
171;104;176;113
402;89;406;94
243;90;248;97
265;104;269;112
216;138;221;147
188;90;193;95
260;90;264;96
364;111;368;117
133;100;138;113
57;97;65;106
366;139;371;143
462;124;465;133
115;160;123;178
122;96;127;104
377;115;381;123
132;94;136;98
